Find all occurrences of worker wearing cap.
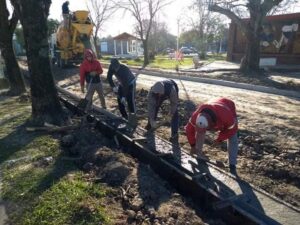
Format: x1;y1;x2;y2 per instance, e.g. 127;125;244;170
107;58;136;119
146;79;179;141
185;97;239;174
80;49;106;110
62;1;70;29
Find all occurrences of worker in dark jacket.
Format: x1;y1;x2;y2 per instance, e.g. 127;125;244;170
146;80;179;141
185;98;239;175
62;1;70;28
107;58;136;119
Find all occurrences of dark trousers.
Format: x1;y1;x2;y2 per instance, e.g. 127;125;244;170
152;98;179;136
117;82;136;119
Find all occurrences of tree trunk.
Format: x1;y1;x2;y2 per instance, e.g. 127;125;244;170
0;0;26;95
11;0;66;125
143;40;149;66
93;36;100;59
240;34;260;72
240;13;261;73
0;41;26;95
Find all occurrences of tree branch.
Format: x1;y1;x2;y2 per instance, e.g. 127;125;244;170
261;0;283;14
209;4;247;33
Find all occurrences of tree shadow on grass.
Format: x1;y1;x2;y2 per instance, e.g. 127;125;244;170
0;120;41;165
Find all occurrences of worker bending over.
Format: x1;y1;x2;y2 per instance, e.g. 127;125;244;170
107;58;136;120
80;49;106;110
146;79;179;141
185;97;239;175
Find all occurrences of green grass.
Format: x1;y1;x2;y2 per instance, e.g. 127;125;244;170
206;53;226;62
100;53;226;69
100;55;193;69
0;96;111;225
20;174;108;225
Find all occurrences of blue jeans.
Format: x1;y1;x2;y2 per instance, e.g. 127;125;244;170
117;82;136;119
153;98;179;136
227;133;238;165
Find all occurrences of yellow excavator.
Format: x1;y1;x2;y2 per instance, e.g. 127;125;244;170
50;10;94;67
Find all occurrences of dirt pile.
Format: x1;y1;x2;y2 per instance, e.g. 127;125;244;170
60;120;223;225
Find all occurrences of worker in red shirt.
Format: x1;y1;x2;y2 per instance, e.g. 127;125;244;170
185;98;238;175
80;49;106;110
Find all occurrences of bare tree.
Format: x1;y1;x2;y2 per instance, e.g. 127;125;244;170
208;0;297;72
87;0;118;58
11;0;67;125
0;0;25;95
119;0;172;66
187;0;227;57
148;21;176;53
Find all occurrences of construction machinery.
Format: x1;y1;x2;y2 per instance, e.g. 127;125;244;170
50;10;94;67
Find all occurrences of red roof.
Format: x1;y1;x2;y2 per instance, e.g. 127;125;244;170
240;12;300;22
264;12;300;21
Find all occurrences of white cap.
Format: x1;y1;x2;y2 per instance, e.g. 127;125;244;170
196;115;208;128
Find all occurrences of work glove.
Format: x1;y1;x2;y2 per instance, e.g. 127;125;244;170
90;71;97;76
81;85;85;93
120;97;126;105
113;86;119;94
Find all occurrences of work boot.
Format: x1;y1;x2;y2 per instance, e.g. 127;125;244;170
229;164;237;176
169;133;178;142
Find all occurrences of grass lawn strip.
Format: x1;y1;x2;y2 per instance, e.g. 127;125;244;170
0;96;111;225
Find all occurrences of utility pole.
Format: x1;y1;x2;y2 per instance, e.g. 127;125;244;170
176;18;180;52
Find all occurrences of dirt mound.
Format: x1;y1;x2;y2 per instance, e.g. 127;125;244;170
60;124;211;224
92;148;208;224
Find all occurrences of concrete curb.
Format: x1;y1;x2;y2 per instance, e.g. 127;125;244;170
128;68;300;99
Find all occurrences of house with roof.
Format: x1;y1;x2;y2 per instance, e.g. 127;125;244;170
100;32;143;58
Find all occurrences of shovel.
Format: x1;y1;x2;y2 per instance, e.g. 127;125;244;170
78;77;93;110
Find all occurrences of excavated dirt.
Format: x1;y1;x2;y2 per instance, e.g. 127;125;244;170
62;118;222;225
50;65;300;208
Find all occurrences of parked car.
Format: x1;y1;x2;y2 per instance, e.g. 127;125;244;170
179;47;198;55
163;48;175;55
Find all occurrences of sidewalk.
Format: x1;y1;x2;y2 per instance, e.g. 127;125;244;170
103;61;299;99
182;60;240;72
129;67;300;99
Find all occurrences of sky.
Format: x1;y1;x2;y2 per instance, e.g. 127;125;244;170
49;0;190;37
6;0;300;38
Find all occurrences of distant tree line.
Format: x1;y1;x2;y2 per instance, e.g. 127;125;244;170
0;0;298;127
